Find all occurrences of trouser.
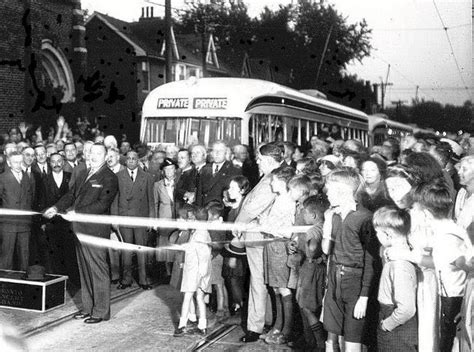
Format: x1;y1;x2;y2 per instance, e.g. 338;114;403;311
75;237;111;320
121;227;149;285
109;248;120;281
440;296;463;352
245;244;267;334
0;230;30;271
377;303;418;351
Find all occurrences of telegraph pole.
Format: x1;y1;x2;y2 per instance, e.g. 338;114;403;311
165;0;172;82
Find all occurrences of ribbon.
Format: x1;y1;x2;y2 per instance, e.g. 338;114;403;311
0;209;312;237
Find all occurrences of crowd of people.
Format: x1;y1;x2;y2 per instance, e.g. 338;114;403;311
0;116;473;351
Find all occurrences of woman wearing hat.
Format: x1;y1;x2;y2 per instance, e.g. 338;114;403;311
154;158;179;277
222;175;250;316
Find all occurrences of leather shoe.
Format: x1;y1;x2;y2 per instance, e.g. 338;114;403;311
240;331;260;343
139;284;152;290
117;283;131;290
73;312;90;320
84;317;103;324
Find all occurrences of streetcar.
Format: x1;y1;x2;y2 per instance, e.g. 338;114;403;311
369;113;434;145
141;77;370;150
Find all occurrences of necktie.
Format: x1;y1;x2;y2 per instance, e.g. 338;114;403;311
214;164;219;175
85;168;95;182
16;171;23;183
42;165;46;174
130;170;134;182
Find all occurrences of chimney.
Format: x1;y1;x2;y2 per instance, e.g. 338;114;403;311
146;7;149;18
141;7;144;18
150;7;154;18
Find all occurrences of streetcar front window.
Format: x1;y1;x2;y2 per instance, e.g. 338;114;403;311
144;117;241;147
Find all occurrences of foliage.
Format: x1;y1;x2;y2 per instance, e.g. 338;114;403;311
384;100;473;133
178;1;374;111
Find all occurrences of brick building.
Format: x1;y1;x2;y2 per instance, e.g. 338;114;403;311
85;9;232;143
0;0;87;134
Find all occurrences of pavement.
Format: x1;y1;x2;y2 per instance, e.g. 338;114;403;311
18;284;294;351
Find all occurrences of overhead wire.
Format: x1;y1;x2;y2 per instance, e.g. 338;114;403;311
432;0;472;100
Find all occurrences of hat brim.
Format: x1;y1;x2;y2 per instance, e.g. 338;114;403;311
224;243;246;256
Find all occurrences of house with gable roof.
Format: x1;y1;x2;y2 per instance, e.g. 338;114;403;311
85;8;231;143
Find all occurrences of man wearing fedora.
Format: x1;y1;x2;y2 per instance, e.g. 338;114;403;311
233;143;283;342
44;143;118;324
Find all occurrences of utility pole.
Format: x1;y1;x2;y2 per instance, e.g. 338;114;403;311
165;0;172;82
145;0;173;82
415;85;419;104
315;24;334;86
380;64;393;111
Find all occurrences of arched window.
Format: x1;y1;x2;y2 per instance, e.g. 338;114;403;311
40;39;75;103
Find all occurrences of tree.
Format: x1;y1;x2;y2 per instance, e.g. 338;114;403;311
178;2;254;73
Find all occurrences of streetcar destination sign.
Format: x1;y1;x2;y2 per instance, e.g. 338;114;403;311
157;98;189;109
193;98;227;109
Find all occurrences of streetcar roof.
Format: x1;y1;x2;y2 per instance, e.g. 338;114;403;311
142;77;369;124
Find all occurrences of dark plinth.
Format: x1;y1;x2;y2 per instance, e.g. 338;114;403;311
0;270;67;312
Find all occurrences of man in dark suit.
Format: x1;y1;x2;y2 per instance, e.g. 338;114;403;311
175;149;197;210
196;141;241;206
112;151;155;290
107;147;126;284
0;151;35;270
44;143;118;324
63;142;79;173
40;153;79;284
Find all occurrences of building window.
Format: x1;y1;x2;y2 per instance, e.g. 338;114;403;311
175;64;186;81
187;67;201;79
40;39;75;103
142;61;150;91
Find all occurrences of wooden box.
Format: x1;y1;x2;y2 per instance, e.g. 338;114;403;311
0;270;67;312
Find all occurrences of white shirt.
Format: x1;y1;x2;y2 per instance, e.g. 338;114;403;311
21;165;31;177
128;168;137;182
212;161;224;175
432;220;471;297
110;164;122;174
37;162;48;174
11;169;22;183
52;171;64;188
68;161;77;169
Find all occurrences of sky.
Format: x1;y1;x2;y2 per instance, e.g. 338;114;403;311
82;0;472;107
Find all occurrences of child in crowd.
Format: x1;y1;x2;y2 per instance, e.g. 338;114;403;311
322;168;380;352
386;180;472;352
222;176;250;316
260;167;296;345
174;207;212;337
206;201;229;319
287;175;313;289
288;195;329;352
169;205;194;291
373;206;417;352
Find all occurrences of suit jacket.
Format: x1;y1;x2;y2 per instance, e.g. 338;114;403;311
175;166;197;209
69;161;86;188
154;179;175;220
42;171;71;209
63;160;77;174
0;169;35;232
112;167;155;219
55;163;118;238
235;173;277;245
196;161;241;206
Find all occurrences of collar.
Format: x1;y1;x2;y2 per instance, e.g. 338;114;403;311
110;164;121;174
164;178;174;187
53;170;63;178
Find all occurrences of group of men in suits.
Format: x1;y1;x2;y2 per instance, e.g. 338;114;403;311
0;142;84;284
